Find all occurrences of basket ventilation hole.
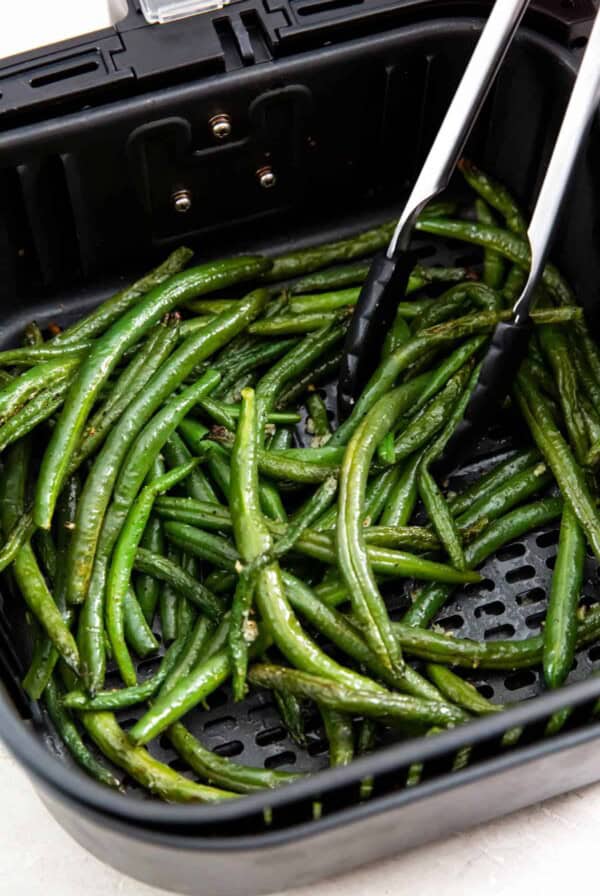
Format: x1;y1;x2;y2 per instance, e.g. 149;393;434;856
475;683;494;699
525;610;546;630
212;740;244;758
505;564;536;584
307;737;328;756
516;587;545;606
504;669;536;691
588;644;600;663
436;614;464;631
484;623;515;641
496;543;527;562
204;715;236;732
474;600;505;618
536;529;560;548
255;726;286;746
264;751;296;769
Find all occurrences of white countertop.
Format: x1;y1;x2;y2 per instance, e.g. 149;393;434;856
1;4;599;894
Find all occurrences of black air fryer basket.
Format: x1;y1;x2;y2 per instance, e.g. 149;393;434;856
1;2;600;894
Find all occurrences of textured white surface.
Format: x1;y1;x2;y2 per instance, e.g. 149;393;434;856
2;4;600;895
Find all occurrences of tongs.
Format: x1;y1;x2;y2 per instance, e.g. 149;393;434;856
338;0;600;473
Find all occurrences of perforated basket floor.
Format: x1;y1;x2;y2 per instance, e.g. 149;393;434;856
2;215;600;803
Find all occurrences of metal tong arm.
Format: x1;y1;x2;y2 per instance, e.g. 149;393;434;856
513;11;600;324
387;0;530;259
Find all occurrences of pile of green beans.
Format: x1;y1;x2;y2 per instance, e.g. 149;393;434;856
1;162;598;803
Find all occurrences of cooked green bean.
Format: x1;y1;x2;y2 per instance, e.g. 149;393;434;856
36;260;270;530
168;722;301;792
515;370;600;560
543;504;585;689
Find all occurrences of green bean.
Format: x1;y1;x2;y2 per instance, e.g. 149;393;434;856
263;222;395;282
163;431;218;504
277;351;343;408
227;388;273;698
543;504;585;689
168;723;300;793
274;691;307;746
54;248;194;345
290;289;359;314
382;313;411;359
363;468;400;524
320;708;354;766
264;206;455;283
338;379;427;670
255;323;347;431
515;370;600;560
63;672;165;711
44;678;123;789
107;459;201;684
214;339;298;399
0;342;90;367
198;397;301;431
248;665;467;728
0;376;74;453
393;363;473;462
396;602;600;670
71;320;179;470
23;478;80;699
155;497;231;530
294;531;480;583
419;467;465;569
426;664;503;715
185;299;240;315
475;199;505;289
159;545;180;644
127;647;243;745
288;261;469;296
249;312;346;336
380;453;421;527
0;440;80;674
448;448;540;516
228;480;339;672
306;392;331;440
454;462;553;531
377;433;396;466
133;548;225;619
267;426;294;451
283;572;442;699
415;218;573;306
0;358;79;426
0;512;35;573
134;458;166;626
329;332;470;448
158;616;215;700
36;259;270;530
164;522;239;569
69;291;266;613
404;497;563;627
539;326;588;464
34;529;57;582
123;588;159;658
80;711;236;802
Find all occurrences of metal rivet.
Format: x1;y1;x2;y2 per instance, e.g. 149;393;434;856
172;189;192;213
209;113;232;140
257;166;276;189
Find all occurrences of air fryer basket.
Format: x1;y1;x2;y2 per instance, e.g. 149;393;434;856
1;8;600;896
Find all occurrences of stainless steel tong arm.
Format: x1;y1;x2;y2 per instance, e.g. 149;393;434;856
386;0;531;259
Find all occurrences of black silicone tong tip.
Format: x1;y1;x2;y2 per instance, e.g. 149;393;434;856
430;318;533;480
337;249;418;420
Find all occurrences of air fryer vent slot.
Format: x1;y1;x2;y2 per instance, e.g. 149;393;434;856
30;61;100;89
